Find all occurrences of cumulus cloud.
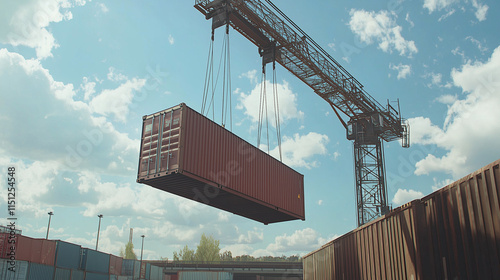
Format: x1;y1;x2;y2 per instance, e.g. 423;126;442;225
237;80;304;127
0;49;138;174
423;0;488;21
410;46;500;177
237;228;264;244
269;132;329;169
392;189;424;205
0;0;81;59
390;63;411;79
348;9;417;57
264;228;330;255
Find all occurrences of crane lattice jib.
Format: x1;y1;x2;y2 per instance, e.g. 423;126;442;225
195;0;403;142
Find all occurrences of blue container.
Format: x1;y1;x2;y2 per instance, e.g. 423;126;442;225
28;263;55;280
133;261;140;279
121;259;135;276
54;268;71;280
178;271;233;280
0;259;29;280
55;241;82;269
70;270;84;280
84;272;109;280
145;263;151;279
149;265;162;280
80;248;110;273
109;275;117;280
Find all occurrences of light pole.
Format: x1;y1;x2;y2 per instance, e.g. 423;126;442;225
140;235;145;279
96;214;103;250
46;212;54;239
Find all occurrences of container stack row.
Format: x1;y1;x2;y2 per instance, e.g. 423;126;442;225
303;159;500;280
0;236;167;280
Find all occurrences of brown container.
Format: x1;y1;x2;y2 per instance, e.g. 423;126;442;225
109;254;123;275
137;103;305;224
15;235;56;265
303;159;500;280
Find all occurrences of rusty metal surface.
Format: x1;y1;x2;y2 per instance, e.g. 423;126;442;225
137;103;304;224
304;159;500;280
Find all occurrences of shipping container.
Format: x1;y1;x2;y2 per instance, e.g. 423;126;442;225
137;103;305;224
71;270;85;280
117;276;130;280
109;255;123;276
55;268;72;280
55;241;82;269
80;248;110;273
303;159;500;280
84;271;109;280
150;265;162;280
121;260;137;277
0;259;29;280
0;232;16;260
14;235;56;265
164;274;177;280
177;271;233;280
28;263;55;280
110;275;117;280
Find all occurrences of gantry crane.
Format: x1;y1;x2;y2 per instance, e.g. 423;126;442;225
194;0;410;226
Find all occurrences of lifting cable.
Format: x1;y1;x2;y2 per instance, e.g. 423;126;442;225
257;60;283;161
202;24;232;130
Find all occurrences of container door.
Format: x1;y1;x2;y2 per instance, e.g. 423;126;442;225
139;116;160;177
157;108;182;173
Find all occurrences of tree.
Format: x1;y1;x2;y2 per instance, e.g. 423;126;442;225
173;245;195;261
220;250;232;261
121;241;137;260
195;233;221;262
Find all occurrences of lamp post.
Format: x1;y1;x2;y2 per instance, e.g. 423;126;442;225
46;212;54;239
96;214;103;250
140;235;145;279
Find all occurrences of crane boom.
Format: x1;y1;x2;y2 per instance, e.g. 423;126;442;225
195;0;410;226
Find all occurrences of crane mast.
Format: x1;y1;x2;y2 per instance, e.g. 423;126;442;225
195;0;410;226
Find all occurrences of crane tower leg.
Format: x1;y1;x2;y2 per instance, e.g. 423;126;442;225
353;139;389;226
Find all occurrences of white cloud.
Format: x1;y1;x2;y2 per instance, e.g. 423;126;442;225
0;0;79;59
328;43;336;51
168;34;175;45
424;0;488;21
392;189;424;205
81;77;96;100
268;132;329;169
237;228;264;244
467;36;488;54
221;244;253;257
435;94;457;104
390;63;411;79
411;46;500;177
438;9;456;22
0;49;138;174
405;13;414;28
98;3;109;13
107;67;128;82
317;200;323;206
423;0;457;13
432;178;454;191
264;228;329;255
237;80;304;126
239;69;258;85
348;9;417;57
90;78;146;122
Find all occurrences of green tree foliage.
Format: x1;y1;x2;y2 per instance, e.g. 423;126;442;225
123;241;137;260
173;245;195;261
195;233;221;262
220;250;232;261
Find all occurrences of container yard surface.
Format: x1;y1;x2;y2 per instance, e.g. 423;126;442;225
303;159;500;280
137;103;305;224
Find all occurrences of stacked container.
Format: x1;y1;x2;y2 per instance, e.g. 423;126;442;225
303;159;500;280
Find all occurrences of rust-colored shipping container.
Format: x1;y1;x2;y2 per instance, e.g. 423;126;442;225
14;235;56;266
137;103;305;224
109;254;123;275
303;159;500;280
0;232;15;259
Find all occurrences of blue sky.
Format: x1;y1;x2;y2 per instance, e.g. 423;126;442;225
1;0;499;260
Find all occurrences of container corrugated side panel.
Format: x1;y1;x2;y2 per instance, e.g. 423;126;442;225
109;255;123;276
177;271;233;280
110;275;117;280
117;276;129;280
121;260;134;276
28;263;55;280
55;241;82;269
81;249;110;273
0;259;29;280
55;268;72;280
0;233;15;260
133;261;140;279
418;159;500;280
71;270;85;280
14;235;32;262
150;265;161;280
84;272;109;280
137;103;304;224
41;239;56;266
